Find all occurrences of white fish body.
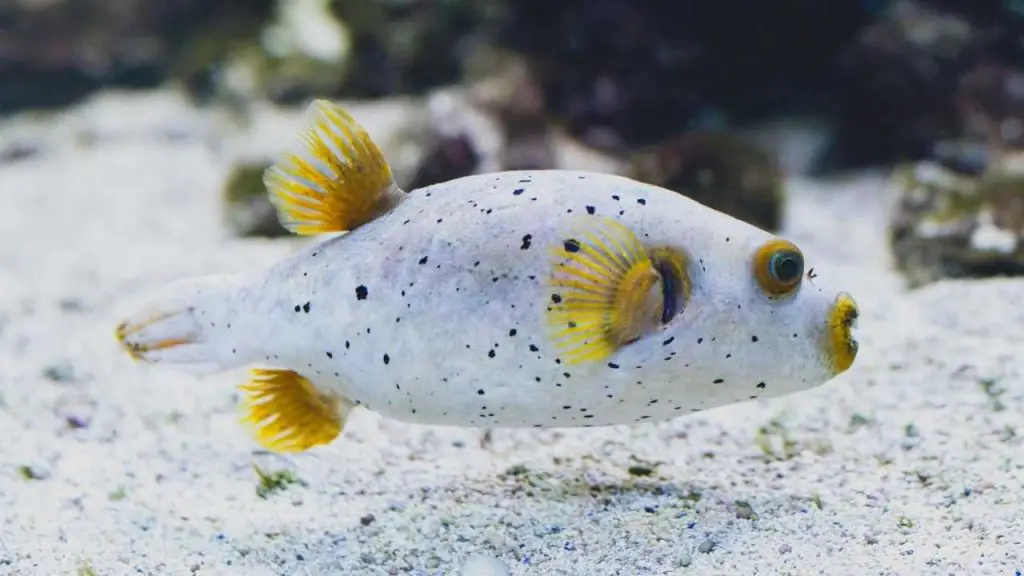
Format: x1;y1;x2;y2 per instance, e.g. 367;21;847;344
115;100;859;452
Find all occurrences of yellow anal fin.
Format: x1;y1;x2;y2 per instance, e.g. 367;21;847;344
239;368;352;453
263;99;399;236
545;215;665;365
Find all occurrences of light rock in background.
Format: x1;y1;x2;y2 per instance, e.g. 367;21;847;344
466;48;558;171
390;90;489;191
179;0;351;110
459;553;512;576
888;154;1024;288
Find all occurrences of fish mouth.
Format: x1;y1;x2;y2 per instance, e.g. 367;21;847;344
825;291;859;375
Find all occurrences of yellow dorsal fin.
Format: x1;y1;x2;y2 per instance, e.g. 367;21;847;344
544;215;665;365
263;99;401;235
238;368;352;453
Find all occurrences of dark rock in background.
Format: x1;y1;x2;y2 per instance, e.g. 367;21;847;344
0;0;274;113
6;0;1024;180
628;131;783;232
406;132;480;190
825;0;980;169
221;157;291;238
331;0;507;98
501;0;876;158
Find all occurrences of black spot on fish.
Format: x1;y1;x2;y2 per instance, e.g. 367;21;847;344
697;337;704;344
529;344;539;352
513;188;524;195
325;351;333;359
383;354;390;365
612;195;620;201
345;341;350;349
608;362;620;369
520;234;532;250
509;328;517;337
355;285;368;300
713;378;724;384
662;336;675;346
293;304;301;313
477;389;485;395
757;382;767;389
637;198;646;205
418;256;428;265
551;294;562;304
302;302;310;313
751;335;759;342
488;349;496;359
585;205;596;215
563;239;580;253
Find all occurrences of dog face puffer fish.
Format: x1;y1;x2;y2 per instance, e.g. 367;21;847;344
114;100;859;453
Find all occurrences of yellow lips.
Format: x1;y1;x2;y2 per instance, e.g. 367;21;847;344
825;292;859;375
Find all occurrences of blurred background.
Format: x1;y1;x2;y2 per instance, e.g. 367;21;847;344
3;0;1024;286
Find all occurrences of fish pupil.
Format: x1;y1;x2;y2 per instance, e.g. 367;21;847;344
770;251;803;284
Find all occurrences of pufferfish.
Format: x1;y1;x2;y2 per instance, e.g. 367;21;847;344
114;100;860;453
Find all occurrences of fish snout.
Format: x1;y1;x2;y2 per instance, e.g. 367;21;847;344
824;291;859;375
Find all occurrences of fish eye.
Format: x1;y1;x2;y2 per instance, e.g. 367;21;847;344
753;239;804;297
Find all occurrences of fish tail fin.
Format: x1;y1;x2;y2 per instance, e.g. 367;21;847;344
114;274;248;374
263;99;402;236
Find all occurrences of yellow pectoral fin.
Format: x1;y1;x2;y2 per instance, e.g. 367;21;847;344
239;368;352;453
544;215;664;365
263;99;400;236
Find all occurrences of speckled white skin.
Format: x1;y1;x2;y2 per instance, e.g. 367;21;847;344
126;169;852;429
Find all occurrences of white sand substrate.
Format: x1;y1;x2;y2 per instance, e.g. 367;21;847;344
0;90;1022;575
